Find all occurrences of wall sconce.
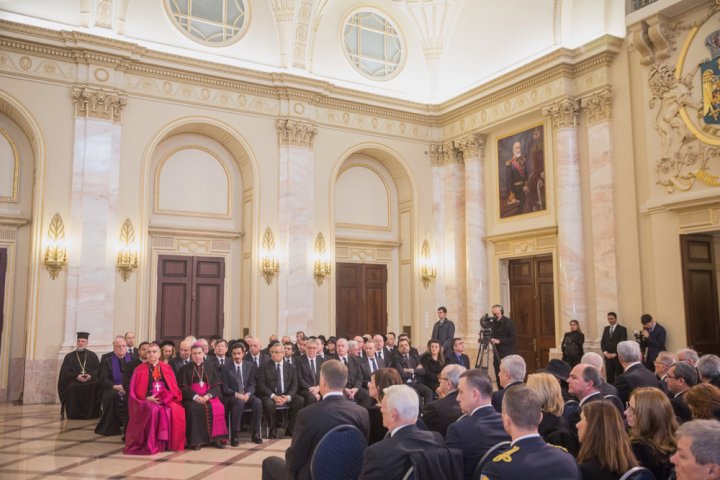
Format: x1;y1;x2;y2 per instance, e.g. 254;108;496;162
419;239;436;289
313;232;332;286
261;227;279;284
43;213;68;280
116;218;138;281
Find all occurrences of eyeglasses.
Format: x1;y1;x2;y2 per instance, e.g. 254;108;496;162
665;375;678;380
439;377;448;382
625;402;635;413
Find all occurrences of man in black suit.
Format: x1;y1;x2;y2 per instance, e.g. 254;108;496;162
391;338;434;405
373;334;392;364
206;339;229;374
639;313;667;372
491;354;525;412
359;340;385;388
566;364;605;440
488;304;516;388
248;336;271;369
255;343;304;437
95;336;133;436
614;340;663;404
697;354;720;388
580;352;620;398
423;364;464;437
359;384;445;480
296;338;324;406
221;342;262;445
124;331;139;359
170;340;192;376
600;311;627;384
447;368;510;480
262;360;370;480
432;306;456;353
335;338;372;408
666;361;698;424
446;338;471;368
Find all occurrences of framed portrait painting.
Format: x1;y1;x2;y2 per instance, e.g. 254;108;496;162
497;125;546;218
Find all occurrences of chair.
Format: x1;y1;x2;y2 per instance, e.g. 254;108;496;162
408;447;464;480
562;399;579;422
310;424;368;480
472;441;512;480
619;466;655;480
604;395;625;417
265;404;290;438
402;466;415;480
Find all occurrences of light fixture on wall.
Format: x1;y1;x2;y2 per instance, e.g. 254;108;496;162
116;218;138;281
43;213;68;280
261;227;279;284
313;232;332;286
419;239;436;289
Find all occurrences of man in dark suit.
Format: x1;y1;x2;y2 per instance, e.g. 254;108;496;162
446;338;471;368
422;364;464;437
491;355;525;412
639;314;667;372
170;340;192;376
221;342;262;445
432;306;456;353
489;304;517;388
206;339;229;374
373;334;392;364
391;338;434;405
566;363;606;450
666;361;698;424
335;338;372;408
447;368;510;480
95;336;133;436
296;338;324;406
124;331;139;359
600;311;627;384
359;384;445;480
359;341;385;388
615;340;664;404
480;386;580;480
255;343;304;437
248;336;271;369
262;360;370;480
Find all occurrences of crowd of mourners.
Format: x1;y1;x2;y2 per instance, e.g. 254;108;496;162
56;309;720;480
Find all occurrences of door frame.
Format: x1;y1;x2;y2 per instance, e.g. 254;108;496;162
0;218;26;395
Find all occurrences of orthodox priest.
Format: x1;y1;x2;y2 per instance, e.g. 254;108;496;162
178;342;228;449
57;332;102;419
95;335;133;435
124;342;185;455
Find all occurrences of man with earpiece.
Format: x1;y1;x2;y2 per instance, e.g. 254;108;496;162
489;304;517;389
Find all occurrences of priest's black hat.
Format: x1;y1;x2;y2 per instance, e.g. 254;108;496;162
159;340;175;349
76;332;90;340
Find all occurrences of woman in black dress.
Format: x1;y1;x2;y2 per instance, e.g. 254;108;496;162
419;339;445;394
562;319;585;367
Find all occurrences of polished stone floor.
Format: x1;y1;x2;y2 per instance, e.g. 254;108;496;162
0;403;289;479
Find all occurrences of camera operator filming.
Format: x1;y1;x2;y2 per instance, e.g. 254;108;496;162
476;304;516;388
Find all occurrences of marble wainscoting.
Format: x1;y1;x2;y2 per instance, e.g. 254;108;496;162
21;359;61;404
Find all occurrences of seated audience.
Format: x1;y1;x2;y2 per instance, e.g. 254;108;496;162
527;372;573;451
422;364;464;437
262;360;370;480
220;341;262;445
335;338;372;408
581;352;620;398
391;337;434;406
697;354;720;388
481;385;580;479
124;342;185;454
367;367;402;444
561;319;585;367
255;342;304;437
95;335;133;436
397;333;419;356
359;385;445;480
447;368;510;480
284;342;296;364
446;337;471;368
358;339;384;389
491;354;526;412
248;336;271;368
125;331;139;358
567;364;605;434
178;343;228;449
324;336;337;357
653;351;677;383
685;383;720;420
625;387;677;479
58;331;102;419
576;401;638;480
159;341;175;364
670;420;720;480
170;340;192;376
419;339;445;393
614;340;663;404
373;334;391;363
666;361;699;423
539;358;572;401
677;348;699;367
206;339;228;373
296;338;325;406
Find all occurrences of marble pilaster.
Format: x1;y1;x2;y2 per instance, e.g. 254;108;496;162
581;89;619;339
455;134;487;338
277;119;317;336
430;143;466;330
542;98;587;326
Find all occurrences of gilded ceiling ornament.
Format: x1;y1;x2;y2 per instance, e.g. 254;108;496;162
276;118;317;148
71;86;127;122
453;134;486;159
542;97;580;130
580;88;612;124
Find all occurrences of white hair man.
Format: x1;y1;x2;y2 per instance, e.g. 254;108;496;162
421;364;465;437
615;340;664;404
678;348;700;367
580;352;620;397
491;354;526;412
697;354;720;388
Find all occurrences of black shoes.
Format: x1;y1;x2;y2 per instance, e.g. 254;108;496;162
230;436;240;447
189;444;201;450
251;434;263;444
214;441;226;449
268;431;277;439
284;428;293;437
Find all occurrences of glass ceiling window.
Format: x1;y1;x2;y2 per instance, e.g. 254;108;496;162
343;11;404;80
166;0;248;46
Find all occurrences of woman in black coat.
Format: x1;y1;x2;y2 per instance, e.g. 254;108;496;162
419;339;445;394
562;319;585;367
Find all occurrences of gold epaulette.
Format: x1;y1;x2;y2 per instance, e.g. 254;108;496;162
492;445;519;463
548;443;568;453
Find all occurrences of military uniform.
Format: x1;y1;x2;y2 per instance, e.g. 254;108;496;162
480;434;580;480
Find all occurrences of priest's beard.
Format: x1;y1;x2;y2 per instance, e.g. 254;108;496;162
77;347;86;352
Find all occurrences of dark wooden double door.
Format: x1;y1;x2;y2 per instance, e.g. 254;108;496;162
156;255;225;344
336;263;387;339
681;234;720;355
508;254;555;372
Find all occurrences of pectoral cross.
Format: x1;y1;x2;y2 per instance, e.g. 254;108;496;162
153;382;161;392
199;380;204;388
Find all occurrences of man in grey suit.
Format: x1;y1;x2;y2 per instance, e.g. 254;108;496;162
432;306;456;353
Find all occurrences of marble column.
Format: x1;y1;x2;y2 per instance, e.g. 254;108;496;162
581;88;619;341
542;98;588;327
430;143;466;330
455;134;487;338
276;119;317;336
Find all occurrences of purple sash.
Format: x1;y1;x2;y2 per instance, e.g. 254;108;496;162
191;382;228;438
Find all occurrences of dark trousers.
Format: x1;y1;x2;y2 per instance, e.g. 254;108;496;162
226;394;262;436
605;356;622;385
409;382;434;406
261;395;304;433
298;390;319;407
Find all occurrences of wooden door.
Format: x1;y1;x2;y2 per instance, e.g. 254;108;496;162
336;262;387;338
156;255;225;343
681;235;720;355
508;254;555;371
0;248;6;349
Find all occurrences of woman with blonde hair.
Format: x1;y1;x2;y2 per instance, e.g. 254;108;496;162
625;387;677;479
577;401;638;479
526;372;572;451
685;382;720;420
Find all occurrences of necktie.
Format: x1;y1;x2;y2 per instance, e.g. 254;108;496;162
375;351;380;358
254;356;259;367
610;326;615;336
236;364;244;393
342;357;348;366
310;358;316;383
275;363;283;395
220;358;224;367
370;358;377;373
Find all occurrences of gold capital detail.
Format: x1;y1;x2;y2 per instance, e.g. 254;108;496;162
542;97;580;130
454;134;486;160
71;86;127;122
429;143;463;167
276;118;317;148
581;88;612;124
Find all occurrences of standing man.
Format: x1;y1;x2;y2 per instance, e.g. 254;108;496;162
640;313;667;372
432;306;456;353
262;360;370;480
221;342;263;445
505;140;529;213
58;332;102;419
489;304;516;388
600;311;627;384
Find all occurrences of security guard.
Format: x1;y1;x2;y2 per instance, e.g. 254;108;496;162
480;385;580;480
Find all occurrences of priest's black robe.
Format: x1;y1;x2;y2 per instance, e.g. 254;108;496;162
95;353;132;435
178;362;228;446
57;349;102;419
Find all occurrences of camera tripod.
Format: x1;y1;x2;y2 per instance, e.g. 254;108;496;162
475;338;499;371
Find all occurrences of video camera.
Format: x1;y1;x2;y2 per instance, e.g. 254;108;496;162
478;314;496;346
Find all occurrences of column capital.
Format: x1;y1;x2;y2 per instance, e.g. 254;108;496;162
71;86;127;123
580;88;612;124
542;97;581;130
429;143;463;167
453;133;486;160
276;118;317;148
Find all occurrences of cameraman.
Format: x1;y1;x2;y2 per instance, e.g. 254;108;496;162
488;304;517;388
639;313;666;372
